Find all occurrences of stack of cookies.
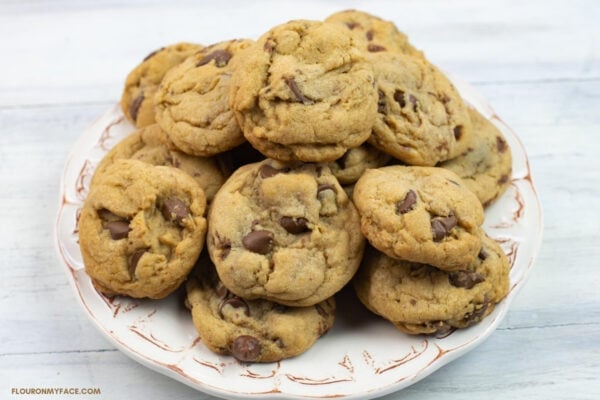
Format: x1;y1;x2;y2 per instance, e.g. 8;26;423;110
78;9;513;363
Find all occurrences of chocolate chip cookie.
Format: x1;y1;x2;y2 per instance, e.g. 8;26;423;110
154;39;254;157
369;50;472;166
229;20;378;162
439;107;512;206
353;166;484;270
91;124;226;202
354;234;510;335
207;159;365;307
121;42;202;128
186;255;335;362
79;159;207;299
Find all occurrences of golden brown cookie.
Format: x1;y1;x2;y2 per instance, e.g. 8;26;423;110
79;159;207;299
229;20;378;162
121;43;202;128
186;255;335;363
354;235;510;335
439;107;512;206
91;124;226;202
353;166;484;270
207;159;365;307
154;39;254;156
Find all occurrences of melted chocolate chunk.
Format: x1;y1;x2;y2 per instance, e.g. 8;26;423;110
196;49;232;67
496;136;508;153
367;43;386;52
377;90;387;114
219;296;250;318
393;90;406;108
431;213;457;242
231;335;262;362
396;190;417;214
464;297;490;325
478;248;488;261
242;230;274;254
263;38;276;53
345;21;361;30
366;30;374;41
280;216;310;234
285;77;314;105
259;164;288;178
128;249;146;279
98;208;122;222
161;197;190;226
454;126;463;140
408;94;418;111
449;270;485;289
129;94;144;122
104;221;130;240
498;174;509;184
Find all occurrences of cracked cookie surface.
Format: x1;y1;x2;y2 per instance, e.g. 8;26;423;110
121;42;202;128
154;39;254;156
207;159;365;307
229;20;378;162
353;165;484;270
368;51;472;166
186;255;335;362
79;159;207;299
91;124;226;202
439;107;512;206
354;235;510;335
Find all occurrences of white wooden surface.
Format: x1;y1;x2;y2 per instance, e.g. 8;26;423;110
1;0;599;399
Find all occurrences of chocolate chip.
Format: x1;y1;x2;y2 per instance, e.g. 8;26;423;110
263;38;276;52
454;126;463;140
408;94;418;111
315;304;329;318
433;322;455;338
279;216;310;234
285;77;314;105
143;47;164;62
231;335;262;362
366;30;374;41
161;197;190;226
215;281;229;299
393;90;406;108
242;230;273;254
496;136;508;153
396;190;417;214
431;213;457;242
259;164;288;178
129;94;144;122
377;90;387;114
219;296;250;318
196;49;232;67
449;270;485;289
498;174;509;184
345;22;361;30
367;44;386;52
478;248;488;261
104;221;130;240
464;297;490;325
128;249;146;279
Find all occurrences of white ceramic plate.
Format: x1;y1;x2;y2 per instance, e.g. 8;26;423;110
55;77;542;399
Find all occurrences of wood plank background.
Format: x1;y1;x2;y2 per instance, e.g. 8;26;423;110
1;0;599;399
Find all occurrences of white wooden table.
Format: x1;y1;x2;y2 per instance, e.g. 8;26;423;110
1;0;599;399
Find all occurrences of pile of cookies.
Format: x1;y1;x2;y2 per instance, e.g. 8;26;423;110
78;10;513;363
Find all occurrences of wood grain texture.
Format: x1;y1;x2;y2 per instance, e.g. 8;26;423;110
1;0;599;399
